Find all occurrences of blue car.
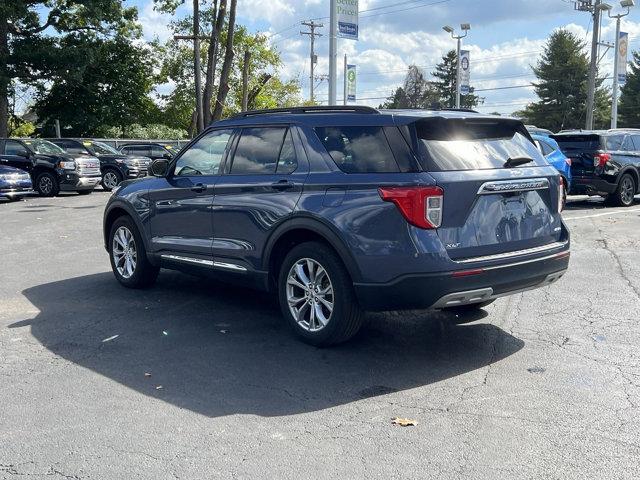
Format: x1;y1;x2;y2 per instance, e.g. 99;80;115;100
532;134;572;207
104;106;570;345
0;165;34;201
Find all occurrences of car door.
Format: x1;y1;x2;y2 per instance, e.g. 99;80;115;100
0;140;34;173
148;128;234;259
212;125;308;273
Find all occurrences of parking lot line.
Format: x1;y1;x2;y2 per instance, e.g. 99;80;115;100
563;207;640;221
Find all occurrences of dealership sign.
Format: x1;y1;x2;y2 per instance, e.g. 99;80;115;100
346;64;356;101
336;0;358;40
618;31;629;85
460;50;470;94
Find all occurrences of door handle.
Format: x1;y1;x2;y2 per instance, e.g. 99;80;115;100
271;180;294;191
191;183;206;193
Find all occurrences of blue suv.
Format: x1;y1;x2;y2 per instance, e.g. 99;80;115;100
103;106;570;345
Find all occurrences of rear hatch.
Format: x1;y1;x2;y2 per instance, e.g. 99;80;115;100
551;134;603;176
408;117;564;261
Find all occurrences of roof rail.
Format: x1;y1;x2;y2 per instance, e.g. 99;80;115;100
436;107;479;113
230;105;379;119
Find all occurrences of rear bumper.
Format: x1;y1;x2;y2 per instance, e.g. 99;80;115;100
354;248;570;311
569;175;616;195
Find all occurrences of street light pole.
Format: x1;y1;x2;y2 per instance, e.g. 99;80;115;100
328;0;337;106
443;24;470;109
585;0;604;130
608;1;634;128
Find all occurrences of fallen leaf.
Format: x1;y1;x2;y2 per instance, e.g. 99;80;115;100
155;385;163;390
162;331;168;336
391;417;418;427
144;372;152;377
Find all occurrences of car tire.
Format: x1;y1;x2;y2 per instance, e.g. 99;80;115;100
611;173;636;207
278;241;363;346
108;216;159;289
35;172;59;197
102;169;123;192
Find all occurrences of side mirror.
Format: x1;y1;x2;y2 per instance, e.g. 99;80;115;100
17;150;30;158
163;153;173;160
150;158;170;177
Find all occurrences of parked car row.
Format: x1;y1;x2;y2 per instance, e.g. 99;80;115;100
526;126;640;207
0;139;180;200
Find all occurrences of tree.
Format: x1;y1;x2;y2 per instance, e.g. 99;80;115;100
0;0;137;136
34;36;159;136
379;65;438;109
431;50;481;109
619;51;640;127
516;29;610;131
96;123;188;139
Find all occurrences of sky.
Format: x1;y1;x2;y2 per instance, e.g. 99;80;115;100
80;0;640;115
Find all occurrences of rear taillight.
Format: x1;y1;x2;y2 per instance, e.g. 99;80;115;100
593;153;610;167
378;186;444;229
558;178;564;213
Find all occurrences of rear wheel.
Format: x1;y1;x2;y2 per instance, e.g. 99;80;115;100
611;173;636;207
102;169;122;192
108;216;159;288
35;172;59;197
278;241;363;346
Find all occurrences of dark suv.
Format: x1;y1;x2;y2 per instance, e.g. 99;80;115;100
118;143;179;161
0;138;101;196
47;138;151;191
552;129;640;206
103;107;570;345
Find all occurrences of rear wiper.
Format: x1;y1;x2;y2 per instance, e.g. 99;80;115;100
504;157;534;168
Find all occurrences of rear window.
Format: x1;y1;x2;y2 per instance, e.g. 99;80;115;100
553;135;602;151
315;126;402;173
415;118;545;172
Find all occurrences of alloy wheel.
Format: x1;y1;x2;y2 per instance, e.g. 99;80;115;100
39;176;53;195
112;226;137;279
621;177;634;205
286;258;334;332
103;171;119;190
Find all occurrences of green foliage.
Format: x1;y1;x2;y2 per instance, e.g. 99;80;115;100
8;116;35;136
618;51;640;127
516;29;610;131
379;66;438;109
34;36;160;136
431;50;481;108
96;123;188;139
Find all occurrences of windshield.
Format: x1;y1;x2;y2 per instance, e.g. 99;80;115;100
415;118;546;171
85;141;119;155
23;139;65;155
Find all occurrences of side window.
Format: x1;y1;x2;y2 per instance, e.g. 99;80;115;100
229;127;287;175
66;142;88;154
621;136;634;152
175;129;233;176
631;135;640;151
540;141;555;156
151;146;168;157
5;141;28;156
315;126;400;173
120;146;132;154
606;135;625;151
276;130;298;174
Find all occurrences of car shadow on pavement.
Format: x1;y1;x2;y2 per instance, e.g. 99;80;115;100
12;271;524;418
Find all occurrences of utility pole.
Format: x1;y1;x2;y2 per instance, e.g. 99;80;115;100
343;54;347;105
328;0;337;106
301;20;323;103
575;0;607;129
174;0;208;134
241;49;250;111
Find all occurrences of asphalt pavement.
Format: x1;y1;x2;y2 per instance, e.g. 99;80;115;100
1;190;639;479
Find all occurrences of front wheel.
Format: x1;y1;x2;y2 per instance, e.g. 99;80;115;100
35;172;59;197
102;169;123;192
109;216;159;288
278;242;363;346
